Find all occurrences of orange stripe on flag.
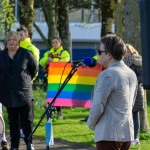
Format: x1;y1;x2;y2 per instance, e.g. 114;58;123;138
48;62;102;77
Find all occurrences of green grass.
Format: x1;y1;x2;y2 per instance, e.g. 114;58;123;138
3;89;150;149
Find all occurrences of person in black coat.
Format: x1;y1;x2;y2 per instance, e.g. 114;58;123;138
0;31;38;150
124;44;144;145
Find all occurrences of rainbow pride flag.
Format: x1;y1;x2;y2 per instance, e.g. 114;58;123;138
46;62;102;108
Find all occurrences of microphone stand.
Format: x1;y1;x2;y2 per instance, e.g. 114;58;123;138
27;63;80;149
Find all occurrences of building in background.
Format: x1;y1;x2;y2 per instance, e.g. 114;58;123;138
11;1;103;61
3;0;114;79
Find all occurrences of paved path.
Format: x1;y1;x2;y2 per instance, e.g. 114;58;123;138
4;133;95;150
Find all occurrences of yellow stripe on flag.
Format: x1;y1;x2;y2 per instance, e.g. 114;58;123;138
48;75;97;85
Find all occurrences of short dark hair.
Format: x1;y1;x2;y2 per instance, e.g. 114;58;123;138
106;31;116;36
16;25;28;35
51;37;62;43
99;36;127;60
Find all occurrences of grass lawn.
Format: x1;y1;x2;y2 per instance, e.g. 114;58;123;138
3;89;150;149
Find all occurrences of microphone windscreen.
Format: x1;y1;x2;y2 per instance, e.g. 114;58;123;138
83;57;93;65
88;58;97;67
83;57;97;67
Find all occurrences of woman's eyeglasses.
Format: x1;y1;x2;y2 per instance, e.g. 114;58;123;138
98;50;106;55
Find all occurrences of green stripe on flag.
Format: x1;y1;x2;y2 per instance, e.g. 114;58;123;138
47;83;93;92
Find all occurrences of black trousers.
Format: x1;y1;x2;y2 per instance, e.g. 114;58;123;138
56;106;62;114
7;101;33;148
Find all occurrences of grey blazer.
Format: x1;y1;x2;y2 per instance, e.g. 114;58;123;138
87;60;137;142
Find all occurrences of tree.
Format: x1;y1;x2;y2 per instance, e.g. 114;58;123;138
33;0;101;50
0;0;16;38
57;0;71;51
33;0;58;49
140;91;149;130
41;0;58;42
114;0;124;38
18;0;34;38
33;0;71;52
100;0;117;37
33;0;103;49
124;0;141;52
124;0;149;131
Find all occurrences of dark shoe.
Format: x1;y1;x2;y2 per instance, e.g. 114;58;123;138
9;148;19;150
1;140;9;150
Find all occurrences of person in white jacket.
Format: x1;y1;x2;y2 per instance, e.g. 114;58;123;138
0;103;9;150
87;35;137;150
0;43;9;150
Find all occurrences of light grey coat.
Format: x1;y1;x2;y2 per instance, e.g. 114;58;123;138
87;60;137;143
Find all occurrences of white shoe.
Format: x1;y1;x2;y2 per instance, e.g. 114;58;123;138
31;144;35;150
131;138;140;145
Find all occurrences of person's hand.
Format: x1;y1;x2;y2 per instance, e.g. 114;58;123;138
47;57;53;64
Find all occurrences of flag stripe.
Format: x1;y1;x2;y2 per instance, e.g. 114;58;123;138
48;67;101;77
48;75;97;85
47;91;92;100
49;62;71;68
47;84;93;92
46;98;91;108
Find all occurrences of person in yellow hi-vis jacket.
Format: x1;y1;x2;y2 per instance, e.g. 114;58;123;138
17;26;40;139
93;55;99;61
40;37;70;71
17;25;40;81
40;37;70;119
17;26;40;63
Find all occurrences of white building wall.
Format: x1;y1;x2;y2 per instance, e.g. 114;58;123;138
11;22;102;50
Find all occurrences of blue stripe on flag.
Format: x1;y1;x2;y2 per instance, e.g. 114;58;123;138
46;91;92;100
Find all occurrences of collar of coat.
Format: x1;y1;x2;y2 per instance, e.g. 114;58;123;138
123;54;142;67
20;38;31;48
49;46;64;54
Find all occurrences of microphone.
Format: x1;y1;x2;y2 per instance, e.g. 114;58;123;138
72;57;97;68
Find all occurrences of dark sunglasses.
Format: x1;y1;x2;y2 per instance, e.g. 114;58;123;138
98;50;106;55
